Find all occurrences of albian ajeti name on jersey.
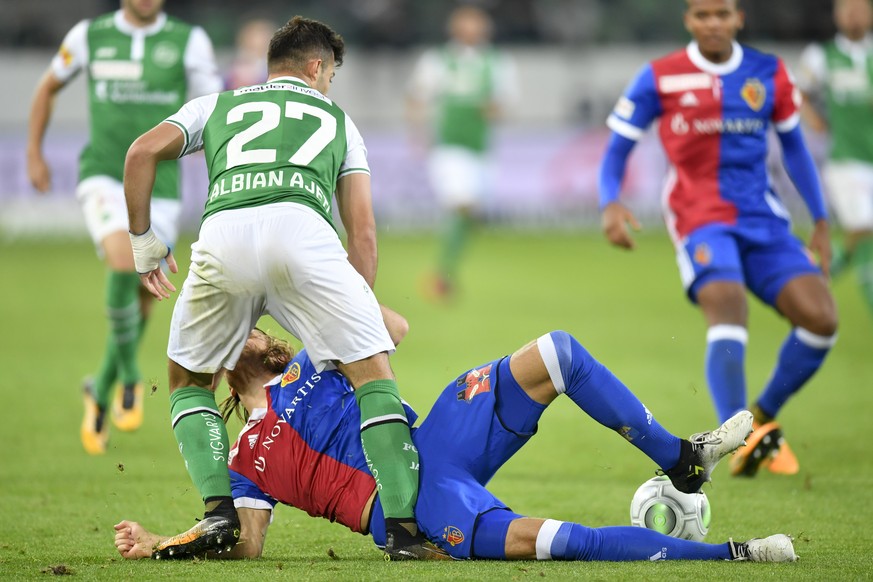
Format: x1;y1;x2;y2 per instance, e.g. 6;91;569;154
208;168;329;213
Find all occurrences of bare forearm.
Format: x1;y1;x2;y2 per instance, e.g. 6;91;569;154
124;147;159;235
27;87;54;157
124;124;184;234
347;232;378;288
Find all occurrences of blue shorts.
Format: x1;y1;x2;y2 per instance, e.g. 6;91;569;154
370;357;534;559
677;219;821;306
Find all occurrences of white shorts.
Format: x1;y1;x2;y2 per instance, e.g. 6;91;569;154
428;146;488;209
77;175;181;251
823;161;873;231
167;202;395;373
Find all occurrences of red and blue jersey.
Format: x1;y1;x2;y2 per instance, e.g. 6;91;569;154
606;41;805;239
227;349;418;534
227;349;528;559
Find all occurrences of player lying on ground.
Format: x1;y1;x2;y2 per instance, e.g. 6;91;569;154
115;327;797;562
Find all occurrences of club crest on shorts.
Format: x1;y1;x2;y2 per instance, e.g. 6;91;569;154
740;78;766;112
457;364;492;403
694;242;712;266
443;525;465;546
280;362;301;387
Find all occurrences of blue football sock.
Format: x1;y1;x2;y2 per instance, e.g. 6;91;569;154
538;331;681;470
538;521;730;561
705;325;748;423
756;328;835;418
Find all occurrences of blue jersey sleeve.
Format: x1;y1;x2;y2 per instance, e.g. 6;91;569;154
598;133;637;209
606;64;662;141
778;125;828;222
230;469;278;511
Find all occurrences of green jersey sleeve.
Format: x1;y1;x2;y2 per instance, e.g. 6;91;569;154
164;92;220;157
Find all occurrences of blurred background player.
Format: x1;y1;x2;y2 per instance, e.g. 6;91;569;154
799;0;873;320
124;16;429;561
598;0;838;477
406;4;517;301
115;327;797;563
224;17;276;90
26;0;222;455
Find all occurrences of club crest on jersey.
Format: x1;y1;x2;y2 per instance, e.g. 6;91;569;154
152;41;180;68
443;525;465;546
740;78;766;111
694;243;712;266
457;364;492;403
280;363;301;387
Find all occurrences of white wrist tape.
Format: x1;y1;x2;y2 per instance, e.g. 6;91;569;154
129;227;169;274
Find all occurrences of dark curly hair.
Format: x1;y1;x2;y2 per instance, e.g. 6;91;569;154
268;15;345;74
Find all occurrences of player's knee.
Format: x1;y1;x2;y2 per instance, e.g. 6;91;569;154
537;330;584;395
534;519;596;561
814;303;839;336
797;300;838;337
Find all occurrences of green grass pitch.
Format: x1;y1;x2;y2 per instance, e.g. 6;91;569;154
1;229;872;580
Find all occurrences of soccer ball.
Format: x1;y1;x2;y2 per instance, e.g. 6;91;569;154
630;475;711;541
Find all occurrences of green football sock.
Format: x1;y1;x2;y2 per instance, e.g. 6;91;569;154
854;237;873;315
355;380;419;520
829;238;850;279
170;386;232;501
438;212;473;281
93;271;141;409
94;316;148;409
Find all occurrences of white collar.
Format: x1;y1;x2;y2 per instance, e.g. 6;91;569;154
687;40;743;76
835;33;873;58
267;75;311;87
113;10;167;36
247;407;267;422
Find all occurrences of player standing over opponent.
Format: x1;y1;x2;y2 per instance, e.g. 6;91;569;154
407;5;517;300
27;0;222;455
598;0;838;477
799;0;873;319
124;16;428;560
115;327;796;563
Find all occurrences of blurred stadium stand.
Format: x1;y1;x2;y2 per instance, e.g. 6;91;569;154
0;0;836;236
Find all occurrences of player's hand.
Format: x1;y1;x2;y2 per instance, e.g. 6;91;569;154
809;219;832;278
27;152;51;193
114;520;160;560
139;254;178;300
601;202;642;250
130;228;178;300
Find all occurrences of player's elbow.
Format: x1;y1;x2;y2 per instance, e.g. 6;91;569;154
125;135;156;169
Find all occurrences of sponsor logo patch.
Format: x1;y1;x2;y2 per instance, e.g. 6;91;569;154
614;96;636;120
679;91;699;107
280;362;301;387
740;78;766;111
58;45;73;67
659;73;712;93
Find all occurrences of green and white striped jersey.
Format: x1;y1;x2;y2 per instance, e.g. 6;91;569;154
800;34;873;163
51;10;222;198
165;76;370;228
